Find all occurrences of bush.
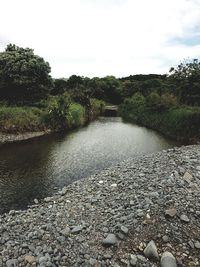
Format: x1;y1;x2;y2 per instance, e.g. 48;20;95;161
146;92;161;110
0;106;45;133
44;93;71;130
66;103;86;128
160;93;178;110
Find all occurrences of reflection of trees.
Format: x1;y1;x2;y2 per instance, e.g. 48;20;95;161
0;136;58;213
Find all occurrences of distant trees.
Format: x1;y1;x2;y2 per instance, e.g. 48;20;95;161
0;44;53;103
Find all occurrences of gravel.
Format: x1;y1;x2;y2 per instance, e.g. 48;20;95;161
0;145;200;266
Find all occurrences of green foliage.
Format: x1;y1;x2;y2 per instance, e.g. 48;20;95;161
0;44;53;103
51;78;68;95
0;106;45;133
120;93;146;122
44;93;71;130
169;59;200;105
90;98;105;119
66;103;86;128
146;92;161;110
160;93;178;110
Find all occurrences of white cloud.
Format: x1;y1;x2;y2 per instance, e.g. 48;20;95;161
1;0;200;77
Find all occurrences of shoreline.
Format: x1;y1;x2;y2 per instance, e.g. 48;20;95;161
0;145;199;266
0;130;52;145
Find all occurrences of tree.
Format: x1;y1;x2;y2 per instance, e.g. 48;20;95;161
169;59;200;105
0;44;53;103
51;78;68;95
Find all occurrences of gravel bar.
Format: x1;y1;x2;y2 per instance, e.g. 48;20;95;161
0;145;200;267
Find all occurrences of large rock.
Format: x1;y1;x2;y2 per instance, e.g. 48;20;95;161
161;252;177;267
144;240;159;261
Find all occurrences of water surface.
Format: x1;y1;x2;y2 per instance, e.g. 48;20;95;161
0;117;178;213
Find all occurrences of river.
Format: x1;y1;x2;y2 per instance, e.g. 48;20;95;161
0;117;178;213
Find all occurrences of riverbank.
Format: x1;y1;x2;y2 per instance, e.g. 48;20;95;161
0;131;52;145
119;99;200;143
0;98;104;145
0;145;199;267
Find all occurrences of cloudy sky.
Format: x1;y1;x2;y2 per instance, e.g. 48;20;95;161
1;0;200;78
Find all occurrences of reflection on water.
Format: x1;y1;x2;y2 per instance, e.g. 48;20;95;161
0;117;177;213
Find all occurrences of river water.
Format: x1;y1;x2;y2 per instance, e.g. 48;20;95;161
0;117;178;213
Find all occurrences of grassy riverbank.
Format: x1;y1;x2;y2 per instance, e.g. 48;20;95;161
119;102;200;142
0;97;105;134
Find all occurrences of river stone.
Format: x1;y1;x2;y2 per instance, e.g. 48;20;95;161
120;225;129;234
6;259;18;267
24;255;36;264
130;254;137;266
194;241;200;249
180;214;190;223
71;225;83;234
165;208;177;218
160;252;177;267
102;234;117;246
183;171;193;183
144;240;159;261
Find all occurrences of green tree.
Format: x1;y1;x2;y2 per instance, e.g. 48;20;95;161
169;59;200;105
0;44;53;103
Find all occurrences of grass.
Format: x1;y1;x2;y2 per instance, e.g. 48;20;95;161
120;104;200;142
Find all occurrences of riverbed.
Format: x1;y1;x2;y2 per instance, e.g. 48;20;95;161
0;117;178;213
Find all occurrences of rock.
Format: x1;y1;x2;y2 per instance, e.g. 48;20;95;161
144;240;159;261
130;254;137;266
34;198;39;204
61;226;70;236
160;252;177;267
24;255;36;264
162;235;169;243
180;214;190;223
102;234;117;246
183;171;193;183
188;240;194;248
6;259;18;267
165;208;177;218
194;241;200;249
71;225;83;234
120;225;128;235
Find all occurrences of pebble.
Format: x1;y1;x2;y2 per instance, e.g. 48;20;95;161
102;234;117;246
180;214;190;223
143;240;159;261
160;252;177;267
0;145;199;267
165;208;177;218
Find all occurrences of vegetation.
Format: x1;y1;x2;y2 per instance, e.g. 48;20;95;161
0;43;199;141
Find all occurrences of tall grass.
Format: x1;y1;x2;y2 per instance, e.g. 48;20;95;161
0;106;46;133
120;103;200;141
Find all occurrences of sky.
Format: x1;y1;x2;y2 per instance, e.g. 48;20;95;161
1;0;200;78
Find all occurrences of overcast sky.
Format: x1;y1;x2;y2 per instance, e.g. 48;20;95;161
1;0;200;78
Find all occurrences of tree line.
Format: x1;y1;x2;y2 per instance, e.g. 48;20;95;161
0;44;200;107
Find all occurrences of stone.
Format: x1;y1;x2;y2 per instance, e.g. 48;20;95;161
144;240;159;261
160;252;177;267
102;234;117;246
162;235;169;243
34;198;39;204
120;225;128;234
71;225;83;234
6;259;18;267
130;254;137;266
61;226;70;236
165;208;177;218
183;172;193;183
194;241;200;249
180;214;190;223
24;255;36;264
